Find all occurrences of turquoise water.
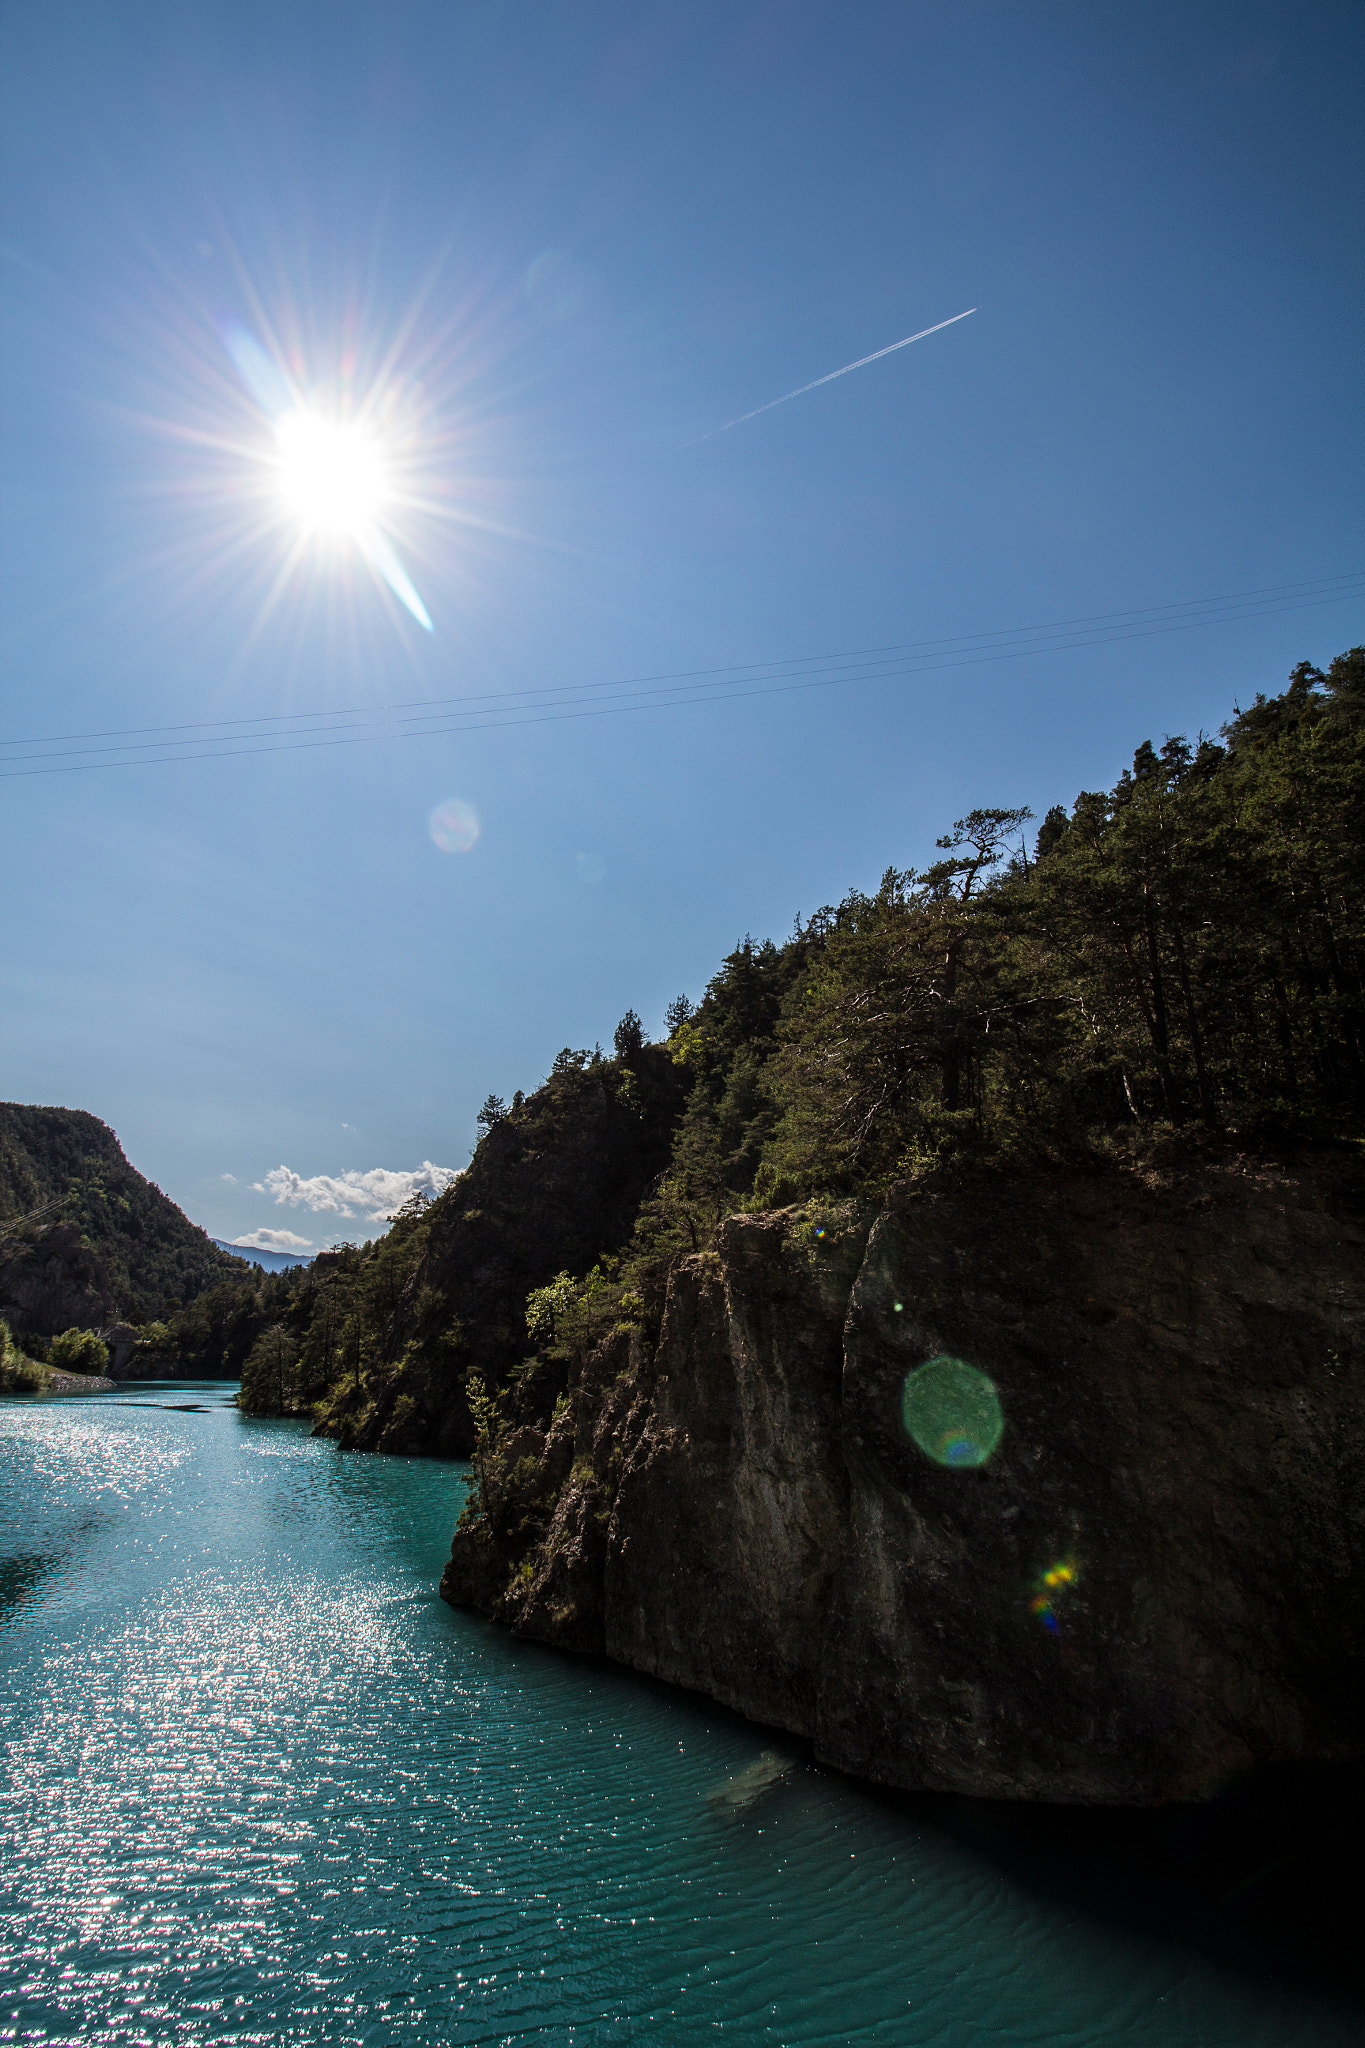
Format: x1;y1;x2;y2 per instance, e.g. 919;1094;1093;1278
0;1383;1357;2047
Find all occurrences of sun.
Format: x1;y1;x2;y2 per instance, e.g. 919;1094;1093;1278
218;319;435;629
274;409;388;537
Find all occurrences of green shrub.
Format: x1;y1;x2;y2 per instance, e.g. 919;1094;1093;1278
525;1271;579;1345
48;1327;110;1376
0;1320;51;1392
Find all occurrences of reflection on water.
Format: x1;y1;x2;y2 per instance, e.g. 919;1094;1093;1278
0;1550;59;1621
0;1380;1358;2047
707;1749;797;1815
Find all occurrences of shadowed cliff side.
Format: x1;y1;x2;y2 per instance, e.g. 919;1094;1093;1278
442;1144;1364;1805
0;1223;119;1338
312;1044;686;1456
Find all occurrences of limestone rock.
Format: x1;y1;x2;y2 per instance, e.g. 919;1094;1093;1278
99;1323;143;1378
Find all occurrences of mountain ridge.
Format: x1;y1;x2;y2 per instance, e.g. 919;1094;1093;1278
0;1103;246;1333
212;1238;314;1273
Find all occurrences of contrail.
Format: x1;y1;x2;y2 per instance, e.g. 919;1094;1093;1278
696;307;977;442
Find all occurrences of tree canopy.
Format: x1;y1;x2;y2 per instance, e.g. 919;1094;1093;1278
201;648;1363;1423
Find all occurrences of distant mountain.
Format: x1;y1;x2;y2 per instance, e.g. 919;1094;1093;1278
212;1239;313;1273
0;1103;247;1333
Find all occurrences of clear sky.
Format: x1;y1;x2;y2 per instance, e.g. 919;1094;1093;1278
2;2;1361;1251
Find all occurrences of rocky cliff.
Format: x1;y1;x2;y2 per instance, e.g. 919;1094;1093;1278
443;1145;1364;1805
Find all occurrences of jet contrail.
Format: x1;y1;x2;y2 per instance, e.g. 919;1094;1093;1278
696;307;977;441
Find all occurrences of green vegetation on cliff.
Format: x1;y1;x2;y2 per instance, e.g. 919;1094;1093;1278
231;1039;686;1440
758;649;1363;1193
235;1192;439;1418
224;649;1362;1455
525;646;1365;1362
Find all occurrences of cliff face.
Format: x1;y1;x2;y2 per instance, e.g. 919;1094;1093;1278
318;1047;685;1456
443;1147;1364;1804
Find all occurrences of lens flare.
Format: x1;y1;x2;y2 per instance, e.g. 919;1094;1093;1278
901;1355;1004;1469
1029;1556;1079;1634
429;798;480;853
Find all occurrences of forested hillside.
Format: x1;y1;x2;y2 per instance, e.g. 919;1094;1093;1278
0;1105;246;1330
522;644;1364;1356
212;646;1362;1436
230;1033;686;1439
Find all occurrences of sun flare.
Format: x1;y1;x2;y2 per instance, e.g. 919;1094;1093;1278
274;410;388;537
215;318;438;631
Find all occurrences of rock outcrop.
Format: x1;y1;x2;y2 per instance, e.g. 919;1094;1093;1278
443;1145;1364;1805
99;1323;146;1378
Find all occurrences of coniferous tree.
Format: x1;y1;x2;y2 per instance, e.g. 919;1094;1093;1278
613;1010;645;1061
476;1094;508;1133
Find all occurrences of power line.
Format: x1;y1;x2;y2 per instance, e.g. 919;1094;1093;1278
1;571;1359;778
4;570;1356;748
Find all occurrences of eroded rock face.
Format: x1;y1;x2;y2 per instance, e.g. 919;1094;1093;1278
603;1211;868;1733
442;1149;1364;1804
824;1161;1364;1800
100;1324;143;1378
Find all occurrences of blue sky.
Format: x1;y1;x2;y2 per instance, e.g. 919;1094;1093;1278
2;2;1361;1251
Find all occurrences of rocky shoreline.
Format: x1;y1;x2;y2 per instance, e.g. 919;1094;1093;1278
45;1367;116;1392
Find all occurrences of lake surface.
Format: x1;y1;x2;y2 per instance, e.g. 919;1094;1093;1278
1;1382;1358;2046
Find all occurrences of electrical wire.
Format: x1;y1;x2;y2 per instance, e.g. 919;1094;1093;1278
7;569;1357;747
1;571;1359;777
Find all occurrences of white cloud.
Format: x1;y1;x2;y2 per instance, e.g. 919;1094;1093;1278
220;1172;237;1183
260;1160;461;1223
233;1228;314;1252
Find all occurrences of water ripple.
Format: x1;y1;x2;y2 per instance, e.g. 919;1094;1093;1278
0;1381;1357;2046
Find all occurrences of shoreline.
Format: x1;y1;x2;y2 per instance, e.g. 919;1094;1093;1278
40;1367;116;1394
